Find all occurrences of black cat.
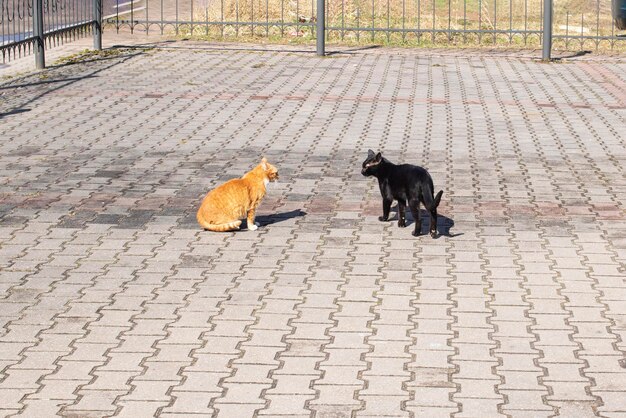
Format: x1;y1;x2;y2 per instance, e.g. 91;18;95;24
362;150;443;237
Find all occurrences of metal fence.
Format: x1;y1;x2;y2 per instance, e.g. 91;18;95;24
1;0;625;67
106;0;624;51
1;0;99;64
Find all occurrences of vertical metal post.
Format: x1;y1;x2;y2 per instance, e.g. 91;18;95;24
33;0;45;69
94;0;102;50
542;0;553;60
316;0;325;56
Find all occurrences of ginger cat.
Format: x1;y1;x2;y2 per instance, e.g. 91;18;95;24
197;157;279;232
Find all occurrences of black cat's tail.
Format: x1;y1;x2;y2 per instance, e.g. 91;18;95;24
424;188;443;211
434;190;443;208
426;189;444;238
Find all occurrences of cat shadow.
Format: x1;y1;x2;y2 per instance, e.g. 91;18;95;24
253;209;307;227
394;205;462;238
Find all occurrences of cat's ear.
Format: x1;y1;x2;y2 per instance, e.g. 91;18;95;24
374;152;382;162
261;157;268;169
367;149;375;158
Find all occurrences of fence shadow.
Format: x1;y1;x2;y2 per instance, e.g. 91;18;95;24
113;42;319;55
553;50;592;60
111;41;381;57
0;108;31;118
327;45;382;55
0;49;144;119
0;75;100;91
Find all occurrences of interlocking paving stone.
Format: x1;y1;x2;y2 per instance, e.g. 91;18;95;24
1;33;626;417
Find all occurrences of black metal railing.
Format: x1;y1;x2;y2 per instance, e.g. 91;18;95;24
1;0;100;65
107;0;625;52
2;0;625;68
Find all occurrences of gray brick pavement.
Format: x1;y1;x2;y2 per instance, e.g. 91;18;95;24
1;36;625;417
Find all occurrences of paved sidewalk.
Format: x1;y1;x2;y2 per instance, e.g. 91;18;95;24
1;37;625;417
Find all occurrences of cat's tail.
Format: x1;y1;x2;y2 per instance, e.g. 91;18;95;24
423;187;443;211
197;214;242;232
433;190;443;208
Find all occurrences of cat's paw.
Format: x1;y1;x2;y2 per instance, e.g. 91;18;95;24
248;224;258;231
430;230;438;238
378;216;388;222
398;219;406;228
412;230;421;237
